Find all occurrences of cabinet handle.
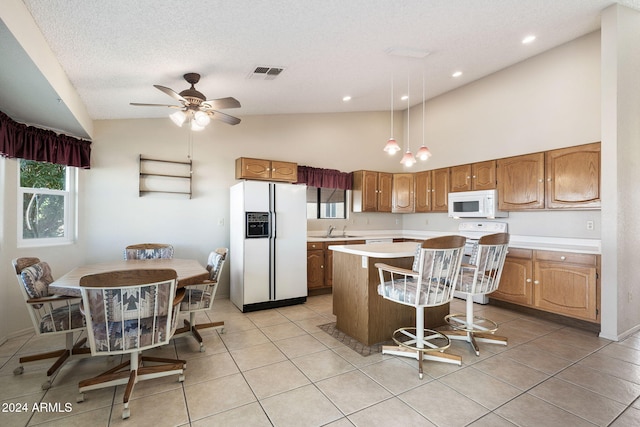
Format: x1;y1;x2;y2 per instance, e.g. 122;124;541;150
560;256;566;260
534;280;539;285
547;178;552;182
538;179;543;183
472;175;477;179
526;279;532;283
321;265;323;268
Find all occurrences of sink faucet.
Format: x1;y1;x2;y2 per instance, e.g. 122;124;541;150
326;225;335;237
342;225;347;237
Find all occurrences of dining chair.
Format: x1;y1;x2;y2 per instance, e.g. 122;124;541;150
123;243;174;260
12;257;91;389
76;268;186;420
375;235;466;379
444;232;510;355
174;248;227;352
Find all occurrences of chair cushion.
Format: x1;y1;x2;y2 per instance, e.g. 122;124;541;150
91;316;170;352
456;270;497;295
180;289;212;311
40;303;85;333
20;262;54;299
377;279;448;306
208;253;224;281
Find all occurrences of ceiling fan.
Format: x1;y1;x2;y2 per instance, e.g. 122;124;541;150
130;73;241;129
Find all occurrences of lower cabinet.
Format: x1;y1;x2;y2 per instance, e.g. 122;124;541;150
307;240;365;293
491;248;600;322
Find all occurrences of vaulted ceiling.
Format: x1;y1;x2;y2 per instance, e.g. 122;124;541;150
1;0;639;139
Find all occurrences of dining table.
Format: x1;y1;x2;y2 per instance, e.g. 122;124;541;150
49;258;209;298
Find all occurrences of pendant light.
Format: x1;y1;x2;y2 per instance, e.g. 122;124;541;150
383;76;400;155
416;73;432;161
400;72;416;167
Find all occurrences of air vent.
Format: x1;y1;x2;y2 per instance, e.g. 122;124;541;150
248;66;286;80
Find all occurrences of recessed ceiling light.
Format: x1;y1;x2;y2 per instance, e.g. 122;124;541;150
452;71;463;78
342;96;352;102
522;35;536;44
400;95;409;101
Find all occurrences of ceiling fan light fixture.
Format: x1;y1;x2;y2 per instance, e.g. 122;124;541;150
170;110;186;127
194;110;211;126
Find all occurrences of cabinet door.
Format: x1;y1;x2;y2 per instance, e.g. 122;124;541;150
352;170;378;212
236;158;271;180
450;164;472;192
492;251;534;305
534;261;598;321
307;248;325;290
497;153;545;210
545;142;600;209
472;160;496;190
271;161;298;182
431;168;449;212
324;241;345;288
392;173;414;213
377;172;393;212
414;171;431;212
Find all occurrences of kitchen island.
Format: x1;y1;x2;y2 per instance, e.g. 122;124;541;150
329;241;449;346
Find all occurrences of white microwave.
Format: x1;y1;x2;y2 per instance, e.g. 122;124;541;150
448;189;508;218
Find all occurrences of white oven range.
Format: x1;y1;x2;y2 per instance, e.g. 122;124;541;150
456;221;508;304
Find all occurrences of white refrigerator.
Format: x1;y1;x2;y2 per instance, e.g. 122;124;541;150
230;181;307;312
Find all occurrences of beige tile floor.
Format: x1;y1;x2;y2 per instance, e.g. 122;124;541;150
2;294;640;427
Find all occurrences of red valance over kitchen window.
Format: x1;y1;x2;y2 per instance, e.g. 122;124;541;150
296;165;352;190
0;110;91;168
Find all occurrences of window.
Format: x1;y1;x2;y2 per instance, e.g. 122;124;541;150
18;160;75;246
306;186;347;219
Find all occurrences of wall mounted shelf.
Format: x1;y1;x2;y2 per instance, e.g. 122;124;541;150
139;156;192;199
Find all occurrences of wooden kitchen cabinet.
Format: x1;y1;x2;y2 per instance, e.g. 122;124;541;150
497;152;545;210
306;242;325;290
545;142;601;209
235;157;298;182
450;160;496;192
492;248;600;323
533;250;599;322
392;173;414;213
352;170;392;212
414;170;432;213
431;168;450;212
491;248;534;305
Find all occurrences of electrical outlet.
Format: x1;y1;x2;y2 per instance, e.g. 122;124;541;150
586;220;594;230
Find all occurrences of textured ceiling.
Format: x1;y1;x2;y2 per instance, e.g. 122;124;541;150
1;0;640;139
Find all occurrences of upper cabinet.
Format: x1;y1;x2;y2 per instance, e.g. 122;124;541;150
545;142;601;209
392;173;414;213
431;168;450;212
497;153;545;210
414;171;431;213
352;170;392;212
235;157;297;182
450;160;496;193
497;142;601;211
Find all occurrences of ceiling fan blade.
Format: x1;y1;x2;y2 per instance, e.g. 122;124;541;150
210;110;241;125
153;85;187;103
202;97;241;110
130;102;182;109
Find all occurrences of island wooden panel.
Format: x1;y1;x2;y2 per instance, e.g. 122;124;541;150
332;251;448;346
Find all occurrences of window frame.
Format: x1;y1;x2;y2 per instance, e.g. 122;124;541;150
17;161;76;247
306;186;348;220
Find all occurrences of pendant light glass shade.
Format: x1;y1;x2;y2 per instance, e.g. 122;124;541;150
400;150;416;166
416;145;432;160
170;110;186;127
191;121;205;131
384;138;400;154
194;110;211;126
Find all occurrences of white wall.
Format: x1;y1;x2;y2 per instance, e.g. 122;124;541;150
0;30;608;339
600;5;640;340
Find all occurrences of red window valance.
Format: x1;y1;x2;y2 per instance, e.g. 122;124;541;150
0;110;91;168
296;165;352;190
